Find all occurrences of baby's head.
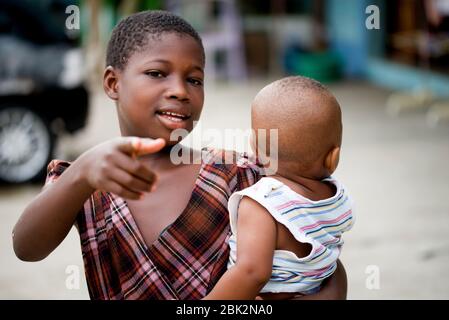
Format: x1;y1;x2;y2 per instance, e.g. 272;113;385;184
103;10;205;144
251;76;342;179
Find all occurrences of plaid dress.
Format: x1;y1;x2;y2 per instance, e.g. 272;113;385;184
45;148;260;300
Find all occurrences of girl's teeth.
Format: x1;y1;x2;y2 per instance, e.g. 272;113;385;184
167;116;182;122
160;112;187;119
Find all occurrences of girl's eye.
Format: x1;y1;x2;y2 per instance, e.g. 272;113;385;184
188;78;203;86
146;70;164;78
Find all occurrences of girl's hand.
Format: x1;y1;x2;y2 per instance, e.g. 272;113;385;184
255;259;347;300
77;137;165;200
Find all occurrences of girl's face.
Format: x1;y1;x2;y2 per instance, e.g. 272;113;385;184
105;32;205;146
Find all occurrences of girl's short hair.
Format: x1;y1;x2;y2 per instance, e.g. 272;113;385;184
106;10;204;70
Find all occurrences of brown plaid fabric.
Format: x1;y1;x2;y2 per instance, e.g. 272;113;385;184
45;149;261;300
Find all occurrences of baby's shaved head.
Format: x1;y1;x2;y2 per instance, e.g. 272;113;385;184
252;76;342;174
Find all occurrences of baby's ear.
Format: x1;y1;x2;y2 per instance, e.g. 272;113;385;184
103;66;119;100
324;146;340;175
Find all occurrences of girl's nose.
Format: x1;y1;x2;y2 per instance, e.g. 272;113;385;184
165;77;189;101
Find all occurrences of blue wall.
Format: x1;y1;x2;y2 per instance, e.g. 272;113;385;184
325;0;371;77
326;0;449;97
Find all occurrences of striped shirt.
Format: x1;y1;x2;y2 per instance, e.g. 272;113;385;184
45;148;260;299
227;176;354;294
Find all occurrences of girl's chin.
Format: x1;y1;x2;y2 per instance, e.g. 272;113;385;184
159;128;192;145
159;141;189;155
164;139;183;147
160;130;187;144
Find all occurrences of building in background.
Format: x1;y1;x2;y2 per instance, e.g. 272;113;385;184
1;0;448;183
77;0;449;94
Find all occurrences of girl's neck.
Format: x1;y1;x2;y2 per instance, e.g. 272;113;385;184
139;145;202;171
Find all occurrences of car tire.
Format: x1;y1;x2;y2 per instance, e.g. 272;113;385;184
0;106;55;183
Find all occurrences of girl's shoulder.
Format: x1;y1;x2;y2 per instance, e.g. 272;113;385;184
44;159;114;234
202;147;260;170
201;148;263;191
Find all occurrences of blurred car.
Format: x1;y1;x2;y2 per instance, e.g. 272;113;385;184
0;0;89;183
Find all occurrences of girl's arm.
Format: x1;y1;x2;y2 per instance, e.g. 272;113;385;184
13;137;164;261
203;196;276;300
254;259;347;300
292;259;347;300
13;158;95;261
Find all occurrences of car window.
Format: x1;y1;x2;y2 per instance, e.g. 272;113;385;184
0;0;76;45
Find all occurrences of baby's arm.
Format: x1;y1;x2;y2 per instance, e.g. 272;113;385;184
203;196;276;300
13;137;164;261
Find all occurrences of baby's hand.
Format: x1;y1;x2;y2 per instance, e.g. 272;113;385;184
76;137;165;200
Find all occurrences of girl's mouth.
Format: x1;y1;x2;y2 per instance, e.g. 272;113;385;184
155;110;192;130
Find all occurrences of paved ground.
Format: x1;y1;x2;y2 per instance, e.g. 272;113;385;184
1;80;449;299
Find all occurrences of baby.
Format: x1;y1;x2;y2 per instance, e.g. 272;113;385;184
204;76;354;299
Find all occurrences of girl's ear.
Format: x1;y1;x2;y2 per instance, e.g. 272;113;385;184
324;146;340;175
103;66;119;100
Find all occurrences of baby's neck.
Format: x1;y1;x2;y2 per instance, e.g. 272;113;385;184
270;171;336;201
